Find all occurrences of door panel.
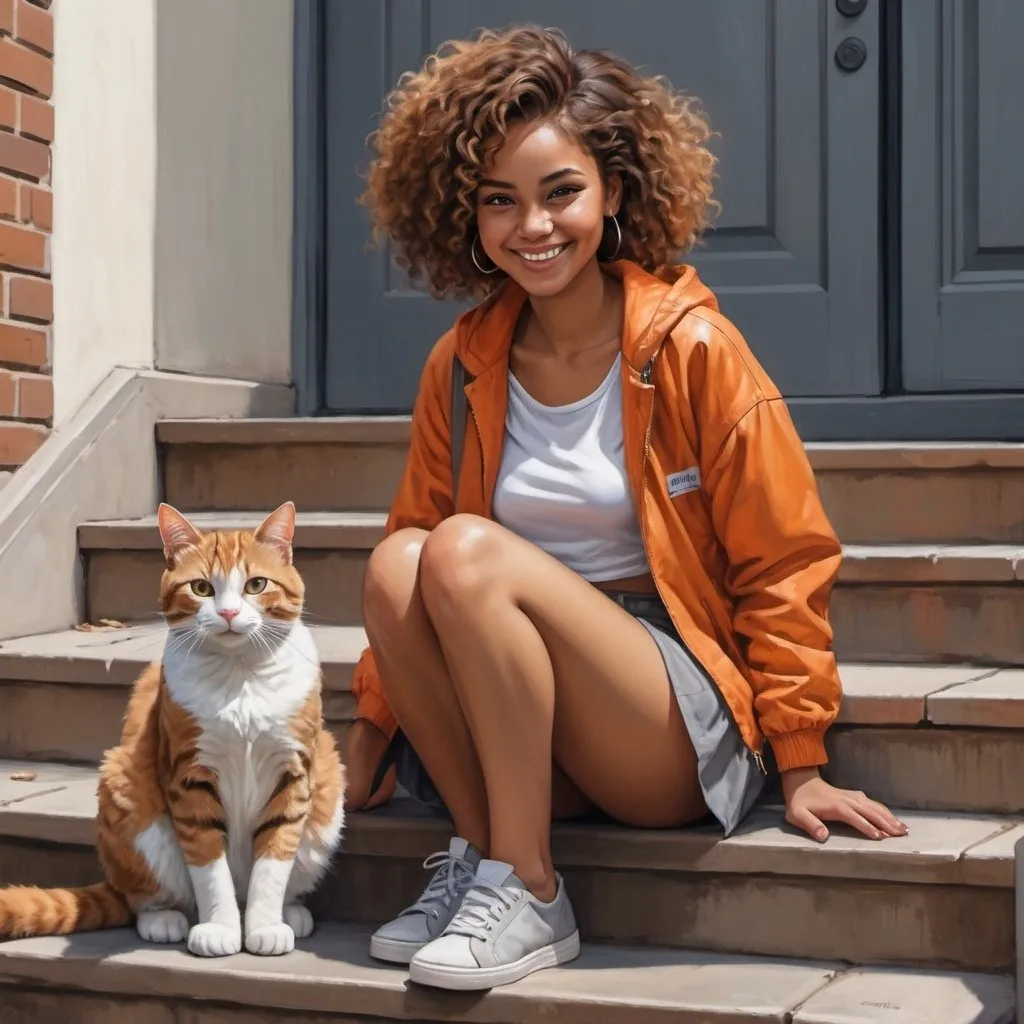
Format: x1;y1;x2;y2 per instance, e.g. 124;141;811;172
901;0;1024;391
322;0;882;412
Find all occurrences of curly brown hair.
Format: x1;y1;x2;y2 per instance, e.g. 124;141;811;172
361;25;718;299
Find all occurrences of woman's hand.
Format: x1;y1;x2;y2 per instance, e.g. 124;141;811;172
782;767;909;843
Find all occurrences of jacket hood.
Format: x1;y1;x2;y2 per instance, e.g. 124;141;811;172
453;261;720;376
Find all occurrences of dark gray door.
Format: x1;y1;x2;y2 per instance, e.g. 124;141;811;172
901;0;1024;392
323;1;882;413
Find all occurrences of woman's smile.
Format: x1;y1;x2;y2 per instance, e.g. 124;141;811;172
511;242;574;269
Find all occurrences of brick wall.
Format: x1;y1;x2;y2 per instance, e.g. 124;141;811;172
0;0;51;486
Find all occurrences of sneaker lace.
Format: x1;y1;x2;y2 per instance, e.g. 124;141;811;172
402;850;476;922
443;881;520;941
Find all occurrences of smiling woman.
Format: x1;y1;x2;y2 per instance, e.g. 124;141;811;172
350;24;907;993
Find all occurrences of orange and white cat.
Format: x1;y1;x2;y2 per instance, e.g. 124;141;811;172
0;501;345;957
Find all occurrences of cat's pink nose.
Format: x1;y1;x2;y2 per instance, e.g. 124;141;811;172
219;609;239;624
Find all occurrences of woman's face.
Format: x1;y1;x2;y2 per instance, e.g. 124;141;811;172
475;120;621;298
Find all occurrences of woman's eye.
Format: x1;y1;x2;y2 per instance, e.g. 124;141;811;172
190;580;214;598
483;194;513;206
244;577;268;595
549;186;581;200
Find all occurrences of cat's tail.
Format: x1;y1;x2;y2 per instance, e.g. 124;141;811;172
0;882;132;938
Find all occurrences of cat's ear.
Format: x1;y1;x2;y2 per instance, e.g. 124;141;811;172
157;503;203;566
254;501;296;564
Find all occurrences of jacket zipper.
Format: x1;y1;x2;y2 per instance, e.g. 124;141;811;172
637;357;767;777
466;394;486;511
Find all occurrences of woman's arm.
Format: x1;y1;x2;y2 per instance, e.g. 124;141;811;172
703;393;906;841
703;395;842;771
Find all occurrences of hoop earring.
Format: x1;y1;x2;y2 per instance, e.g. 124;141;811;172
471;234;498;274
599;216;623;261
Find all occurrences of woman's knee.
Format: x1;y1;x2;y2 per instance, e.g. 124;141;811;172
418;514;509;618
361;527;428;637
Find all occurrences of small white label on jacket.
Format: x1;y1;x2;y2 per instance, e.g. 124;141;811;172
667;467;700;497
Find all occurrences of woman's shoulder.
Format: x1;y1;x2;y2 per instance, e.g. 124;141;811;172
664;304;782;407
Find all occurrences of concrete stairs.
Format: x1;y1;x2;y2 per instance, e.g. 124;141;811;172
0;418;1022;1021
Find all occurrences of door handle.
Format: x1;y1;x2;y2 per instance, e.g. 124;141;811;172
834;37;868;72
836;0;868;16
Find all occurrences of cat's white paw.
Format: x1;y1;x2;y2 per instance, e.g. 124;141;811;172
188;922;242;957
245;922;295;956
283;903;315;939
136;909;189;944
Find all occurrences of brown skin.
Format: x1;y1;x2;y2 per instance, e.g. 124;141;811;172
354;121;906;901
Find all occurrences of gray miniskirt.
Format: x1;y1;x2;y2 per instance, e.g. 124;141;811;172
380;590;767;837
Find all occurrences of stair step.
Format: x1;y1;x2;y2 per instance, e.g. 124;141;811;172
1;625;1022;812
76;513;1024;665
0;924;1013;1024
7;624;1020;726
157;420;1024;545
1;761;1020;970
79;513;1024;583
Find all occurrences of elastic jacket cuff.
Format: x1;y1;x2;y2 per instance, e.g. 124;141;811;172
769;729;829;772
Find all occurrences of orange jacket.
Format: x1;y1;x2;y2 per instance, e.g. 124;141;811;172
351;260;843;775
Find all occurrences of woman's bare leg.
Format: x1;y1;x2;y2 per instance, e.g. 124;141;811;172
418;514;705;901
362;529;490;852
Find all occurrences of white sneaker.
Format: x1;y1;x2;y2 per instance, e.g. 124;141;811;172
368;837;481;964
408;858;580;991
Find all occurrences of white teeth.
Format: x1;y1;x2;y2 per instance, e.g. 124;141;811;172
519;244;568;263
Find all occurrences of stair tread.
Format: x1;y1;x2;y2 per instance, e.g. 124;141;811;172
158;416;413;445
0;922;1012;1023
77;514;1024;582
1;759;1020;887
0;621;367;691
79;511;386;549
2;623;1021;729
0;623;1019;728
156;417;1024;468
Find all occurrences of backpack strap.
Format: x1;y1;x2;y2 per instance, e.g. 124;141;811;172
450;356;473;502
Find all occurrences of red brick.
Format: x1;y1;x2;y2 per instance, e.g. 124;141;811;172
0;176;16;220
15;0;50;55
16;369;49;419
0;38;50;97
18;92;50;141
0;419;45;464
18;181;46;229
0;366;14;415
0;0;12;37
0;219;43;269
0;86;14;129
9;272;46;320
0;319;44;366
0;128;46;179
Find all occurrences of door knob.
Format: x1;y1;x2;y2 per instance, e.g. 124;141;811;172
834;37;868;72
836;0;868;16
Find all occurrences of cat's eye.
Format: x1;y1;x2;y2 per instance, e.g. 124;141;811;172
190;579;214;598
244;577;268;595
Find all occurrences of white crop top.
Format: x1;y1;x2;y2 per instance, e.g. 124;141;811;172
492;353;649;582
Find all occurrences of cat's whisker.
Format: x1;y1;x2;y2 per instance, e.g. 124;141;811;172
249;628;279;664
297;610;350;627
164;625;206;658
178;626;208;669
260;627;322;671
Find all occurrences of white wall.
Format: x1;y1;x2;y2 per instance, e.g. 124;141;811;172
154;0;293;384
50;0;294;428
51;0;157;426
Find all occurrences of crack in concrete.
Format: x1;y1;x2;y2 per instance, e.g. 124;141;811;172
0;785;66;810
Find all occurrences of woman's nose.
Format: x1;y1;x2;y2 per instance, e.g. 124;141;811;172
519;205;553;239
